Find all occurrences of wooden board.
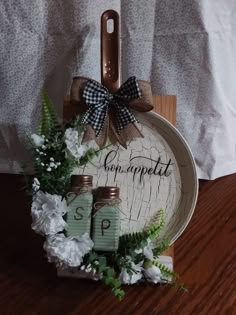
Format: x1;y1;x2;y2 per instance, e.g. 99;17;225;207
152;96;176;259
63;95;176;261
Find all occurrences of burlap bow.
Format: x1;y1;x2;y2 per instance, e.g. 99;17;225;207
70;76;153;148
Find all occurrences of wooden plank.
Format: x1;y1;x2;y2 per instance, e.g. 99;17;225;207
152;95;177;262
152;95;176;125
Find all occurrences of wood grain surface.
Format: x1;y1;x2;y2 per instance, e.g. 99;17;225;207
0;174;236;314
152;95;176;126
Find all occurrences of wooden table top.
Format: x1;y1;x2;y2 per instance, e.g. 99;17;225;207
0;173;236;315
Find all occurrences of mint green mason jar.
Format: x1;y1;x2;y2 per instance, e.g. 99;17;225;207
66;175;93;237
92;187;120;251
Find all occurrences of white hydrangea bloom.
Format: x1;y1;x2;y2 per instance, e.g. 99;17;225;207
143;265;161;284
31;191;68;235
31;134;45;147
135;238;154;260
44;233;94;268
64;128;87;159
119;260;143;285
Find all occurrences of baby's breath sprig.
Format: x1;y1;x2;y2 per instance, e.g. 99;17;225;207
28;92;108;196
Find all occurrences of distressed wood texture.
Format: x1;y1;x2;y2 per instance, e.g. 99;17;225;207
152;95;176;125
1;173;236;314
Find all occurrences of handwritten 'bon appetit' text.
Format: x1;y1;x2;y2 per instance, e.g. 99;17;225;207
104;150;174;183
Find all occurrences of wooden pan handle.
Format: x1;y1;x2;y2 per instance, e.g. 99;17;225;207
101;10;120;92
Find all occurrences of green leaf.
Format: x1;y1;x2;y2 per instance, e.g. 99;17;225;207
89;251;99;261
98;256;107;267
117;290;125;301
153;239;170;256
118;209;165;255
97;256;107;273
113;279;121;289
152;260;179;280
39;90;62;139
107;268;115;278
104;276;113;285
145;208;165;239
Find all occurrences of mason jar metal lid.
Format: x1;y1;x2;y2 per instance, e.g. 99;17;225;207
97;186;120;199
71;175;93;187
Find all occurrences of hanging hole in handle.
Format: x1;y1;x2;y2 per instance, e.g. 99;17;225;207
107;18;114;33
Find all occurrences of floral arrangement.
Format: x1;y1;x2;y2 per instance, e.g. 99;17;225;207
27;92;185;301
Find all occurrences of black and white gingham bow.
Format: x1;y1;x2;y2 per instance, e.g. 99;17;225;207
81;76;142;136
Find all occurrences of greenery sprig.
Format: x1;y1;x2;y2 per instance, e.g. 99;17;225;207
118;208;165;255
80;209;186;300
28;91;104;196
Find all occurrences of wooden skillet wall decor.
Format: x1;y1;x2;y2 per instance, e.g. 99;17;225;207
29;10;198;300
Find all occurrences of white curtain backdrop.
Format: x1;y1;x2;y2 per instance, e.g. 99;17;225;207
0;0;236;179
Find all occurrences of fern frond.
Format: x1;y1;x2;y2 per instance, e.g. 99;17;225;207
145;208;165;239
39;90;62;138
152;260;179;280
118;209;166;254
153;260;188;292
118;230;149;251
153;239;170;256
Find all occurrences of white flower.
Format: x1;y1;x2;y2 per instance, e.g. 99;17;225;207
135;238;154;260
31;134;45;147
143;264;161;284
32;178;40;193
47;167;52;172
31;191;68;235
44;233;94;268
134;248;142;254
119;261;143;285
64;128;87;159
143;240;154;260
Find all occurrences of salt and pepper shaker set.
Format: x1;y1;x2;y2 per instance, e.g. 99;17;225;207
66;175;120;252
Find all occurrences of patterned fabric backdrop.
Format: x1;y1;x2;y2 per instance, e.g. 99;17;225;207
0;0;236;179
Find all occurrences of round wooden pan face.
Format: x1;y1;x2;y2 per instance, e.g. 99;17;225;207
76;112;198;244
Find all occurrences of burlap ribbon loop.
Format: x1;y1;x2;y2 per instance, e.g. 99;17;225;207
70;76;153;148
